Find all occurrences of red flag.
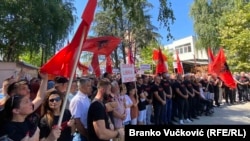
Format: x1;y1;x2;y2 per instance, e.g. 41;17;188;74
78;61;89;75
176;51;183;74
208;48;215;62
40;0;97;78
207;47;216;75
106;55;112;74
155;48;167;74
82;36;121;56
212;48;236;88
152;48;167;61
212;48;226;74
127;47;134;65
91;53;101;78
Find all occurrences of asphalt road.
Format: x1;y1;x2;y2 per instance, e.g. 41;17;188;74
184;101;250;125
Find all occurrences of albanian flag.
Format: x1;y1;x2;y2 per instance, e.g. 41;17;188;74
82;36;121;56
106;55;113;74
40;0;97;78
212;48;236;89
176;51;183;74
154;48;168;74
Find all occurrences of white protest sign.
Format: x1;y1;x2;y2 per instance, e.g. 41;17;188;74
120;64;136;83
140;64;151;71
112;68;120;74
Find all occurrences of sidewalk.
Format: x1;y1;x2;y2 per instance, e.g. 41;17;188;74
185;102;250;125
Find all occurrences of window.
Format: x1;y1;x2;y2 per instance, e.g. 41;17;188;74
188;46;191;52
184;46;188;53
180;48;183;54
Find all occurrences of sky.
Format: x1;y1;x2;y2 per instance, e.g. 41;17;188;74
70;0;195;46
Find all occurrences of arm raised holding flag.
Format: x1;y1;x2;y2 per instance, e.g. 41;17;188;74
40;0;97;130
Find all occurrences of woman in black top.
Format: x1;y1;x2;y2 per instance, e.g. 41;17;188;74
0;94;61;141
39;90;74;141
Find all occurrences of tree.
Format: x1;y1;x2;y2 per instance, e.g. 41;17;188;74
0;0;75;64
190;0;250;71
190;0;233;52
218;1;250;71
91;7;124;67
19;49;42;66
92;0;163;67
101;0;175;41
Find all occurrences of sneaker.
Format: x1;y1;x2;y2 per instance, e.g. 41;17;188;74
179;120;184;125
185;118;192;123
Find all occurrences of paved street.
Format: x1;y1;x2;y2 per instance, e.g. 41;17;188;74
185;102;250;125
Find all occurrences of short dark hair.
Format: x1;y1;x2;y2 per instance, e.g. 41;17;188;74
4;94;25;120
97;79;111;89
7;80;28;95
103;72;109;78
54;76;68;84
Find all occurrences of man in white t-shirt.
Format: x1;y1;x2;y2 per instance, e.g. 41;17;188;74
70;78;92;141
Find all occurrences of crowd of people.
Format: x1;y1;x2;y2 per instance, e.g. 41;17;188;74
0;70;249;141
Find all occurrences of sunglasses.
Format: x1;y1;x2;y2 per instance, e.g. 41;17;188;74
49;97;61;102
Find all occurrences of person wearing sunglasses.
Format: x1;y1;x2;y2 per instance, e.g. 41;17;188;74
39;90;75;141
0;94;61;141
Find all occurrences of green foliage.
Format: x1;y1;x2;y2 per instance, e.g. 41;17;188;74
93;1;161;66
0;0;75;62
218;2;250;71
101;0;175;40
190;0;227;51
158;0;175;40
190;0;250;71
19;48;42;67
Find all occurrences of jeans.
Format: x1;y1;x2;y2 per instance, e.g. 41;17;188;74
146;104;153;125
72;133;88;141
163;99;172;124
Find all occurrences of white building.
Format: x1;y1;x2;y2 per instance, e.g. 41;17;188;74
164;36;208;73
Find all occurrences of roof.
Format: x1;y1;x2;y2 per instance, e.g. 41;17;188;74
182;59;208;65
16;61;38;70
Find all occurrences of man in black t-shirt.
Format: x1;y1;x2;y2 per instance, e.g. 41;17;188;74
237;72;249;102
87;80;124;141
161;72;173;125
183;74;197;120
172;74;191;125
151;75;166;125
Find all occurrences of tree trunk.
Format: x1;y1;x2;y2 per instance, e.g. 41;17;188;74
114;48;119;68
41;46;44;67
122;42;126;64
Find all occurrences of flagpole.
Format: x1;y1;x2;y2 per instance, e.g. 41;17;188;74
193;54;197;73
57;27;87;127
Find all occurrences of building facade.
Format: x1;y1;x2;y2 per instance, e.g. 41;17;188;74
164;36;209;73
